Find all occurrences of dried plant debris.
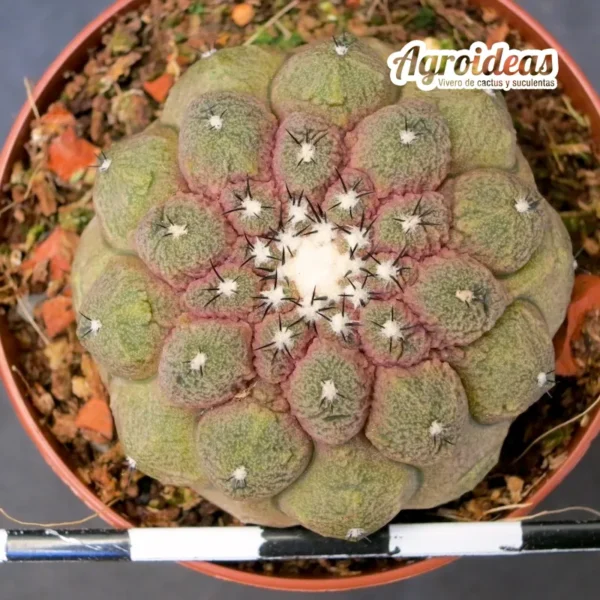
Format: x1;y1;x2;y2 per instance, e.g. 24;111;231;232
0;0;599;578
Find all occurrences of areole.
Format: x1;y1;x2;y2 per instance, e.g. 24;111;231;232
0;0;599;592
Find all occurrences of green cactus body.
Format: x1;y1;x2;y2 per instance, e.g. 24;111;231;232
94;125;183;251
162;46;286;128
321;168;378;226
366;359;469;466
406;418;511;509
199;488;298;528
179;92;276;195
74;37;573;540
158;318;255;409
71;217;119;312
76;256;180;379
111;377;208;487
183;262;260;321
372;192;450;259
513;147;537;186
272;112;344;202
270;36;398;129
502;203;574;336
403;250;509;347
135;192;236;289
347;99;451;197
252;313;313;384
278;435;419;539
444;169;546;275
401;85;517;175
196;400;312;500
450;300;555;424
359;299;430;367
220;179;280;237
284;340;373;445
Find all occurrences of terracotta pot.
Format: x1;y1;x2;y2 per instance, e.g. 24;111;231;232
1;0;599;591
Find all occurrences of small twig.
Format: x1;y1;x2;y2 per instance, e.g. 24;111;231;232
0;200;20;218
10;365;35;398
513;394;600;464
484;503;533;515
8;276;50;346
23;162;43;201
366;0;381;21
0;498;119;528
244;0;300;46
274;20;292;40
66;187;94;210
382;0;392;26
23;77;40;120
540;120;564;173
15;294;50;346
562;96;589;129
440;504;600;523
361;24;408;35
508;505;600;522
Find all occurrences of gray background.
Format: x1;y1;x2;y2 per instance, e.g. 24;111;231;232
1;1;600;598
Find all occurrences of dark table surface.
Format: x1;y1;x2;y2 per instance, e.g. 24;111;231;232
1;1;600;598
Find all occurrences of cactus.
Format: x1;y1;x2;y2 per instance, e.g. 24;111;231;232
74;36;574;540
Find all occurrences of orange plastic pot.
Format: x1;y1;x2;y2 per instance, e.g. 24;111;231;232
1;0;599;591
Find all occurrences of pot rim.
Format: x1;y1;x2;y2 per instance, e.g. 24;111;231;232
1;0;600;591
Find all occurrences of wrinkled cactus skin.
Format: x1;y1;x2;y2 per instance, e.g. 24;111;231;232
74;36;574;540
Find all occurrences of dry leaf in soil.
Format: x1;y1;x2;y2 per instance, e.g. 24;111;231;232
20;227;79;282
231;3;255;28
43;336;72;371
143;73;175;103
505;475;525;503
32;382;55;416
37;102;76;136
75;398;114;444
47;127;99;182
30;172;58;217
40;294;75;338
51;411;78;443
486;21;510;47
81;352;109;402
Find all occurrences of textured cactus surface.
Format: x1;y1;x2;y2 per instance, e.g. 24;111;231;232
74;36;574;540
